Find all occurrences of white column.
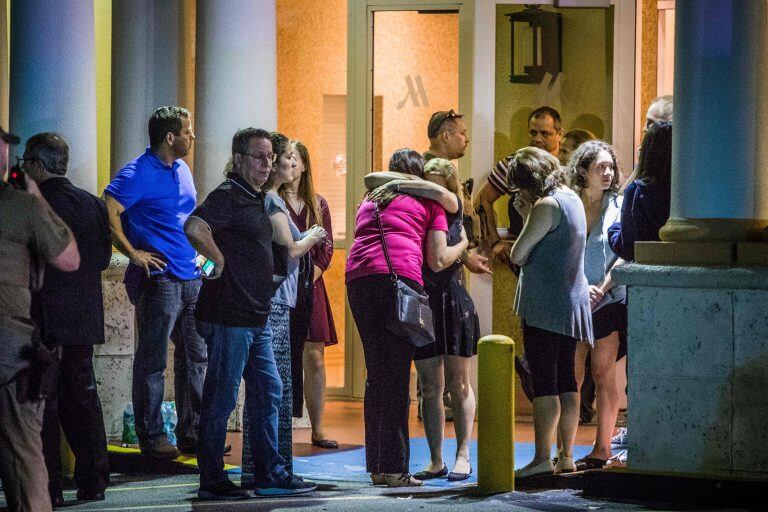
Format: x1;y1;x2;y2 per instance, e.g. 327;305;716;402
194;0;278;197
667;0;766;232
111;0;183;174
9;0;97;194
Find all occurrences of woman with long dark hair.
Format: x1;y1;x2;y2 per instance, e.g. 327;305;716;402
346;149;467;487
606;121;673;450
507;147;593;479
281;140;339;449
609;121;672;261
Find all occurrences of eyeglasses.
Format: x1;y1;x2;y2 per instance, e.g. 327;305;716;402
239;152;276;165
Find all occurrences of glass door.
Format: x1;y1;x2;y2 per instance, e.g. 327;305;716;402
347;1;472;398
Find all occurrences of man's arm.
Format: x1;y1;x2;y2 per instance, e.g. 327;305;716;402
184;216;225;279
25;175;80;271
474;180;512;264
103;193;166;276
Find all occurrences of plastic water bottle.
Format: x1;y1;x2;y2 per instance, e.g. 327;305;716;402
121;403;138;446
162;401;178;446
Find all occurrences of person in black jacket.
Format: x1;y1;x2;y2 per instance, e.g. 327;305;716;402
26;133;112;507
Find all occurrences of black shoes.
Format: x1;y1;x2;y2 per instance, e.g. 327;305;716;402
140;439;180;459
76;489;106;501
198;479;253;500
414;464;448;480
252;474;318;496
50;491;65;508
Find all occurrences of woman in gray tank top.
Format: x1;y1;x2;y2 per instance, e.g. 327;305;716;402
507;147;593;479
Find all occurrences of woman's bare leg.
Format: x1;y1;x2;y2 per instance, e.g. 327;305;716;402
415;356;445;472
521;395;559;468
303;341;329;441
588;332;620;461
444;355;474;473
557;392;579;459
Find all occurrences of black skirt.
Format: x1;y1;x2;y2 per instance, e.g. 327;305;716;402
414;265;480;360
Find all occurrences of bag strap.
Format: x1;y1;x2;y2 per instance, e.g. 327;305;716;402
373;203;398;284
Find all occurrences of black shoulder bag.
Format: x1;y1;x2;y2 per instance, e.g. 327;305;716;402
373;204;435;348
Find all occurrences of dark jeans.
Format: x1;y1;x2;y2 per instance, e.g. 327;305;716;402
196;321;287;487
41;345;109;496
133;275;207;445
347;274;418;474
0;379;51;512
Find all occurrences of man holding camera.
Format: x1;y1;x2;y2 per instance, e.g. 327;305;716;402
0;128;80;512
25;133;112;506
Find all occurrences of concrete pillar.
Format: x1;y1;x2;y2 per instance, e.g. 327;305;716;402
111;0;183;175
660;0;767;244
194;0;278;197
9;0;97;194
98;254;136;438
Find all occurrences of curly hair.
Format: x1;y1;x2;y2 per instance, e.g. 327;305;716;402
565;140;621;195
506;146;565;199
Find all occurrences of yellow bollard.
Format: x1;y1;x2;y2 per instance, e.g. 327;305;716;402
477;334;515;494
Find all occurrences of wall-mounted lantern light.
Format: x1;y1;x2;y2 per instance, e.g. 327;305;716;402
506;6;562;84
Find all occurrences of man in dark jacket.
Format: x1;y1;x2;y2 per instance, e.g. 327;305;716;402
26;133;112;506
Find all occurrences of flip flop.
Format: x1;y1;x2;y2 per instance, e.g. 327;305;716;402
446;466;472;481
574;457;608;471
311;438;339;449
414;464;448;480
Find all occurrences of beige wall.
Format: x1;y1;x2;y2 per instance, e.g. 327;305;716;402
493;5;614;345
372;11;458;167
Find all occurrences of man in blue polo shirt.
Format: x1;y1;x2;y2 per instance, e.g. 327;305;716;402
104;106;206;459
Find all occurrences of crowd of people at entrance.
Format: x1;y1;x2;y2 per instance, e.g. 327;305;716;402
0;96;673;508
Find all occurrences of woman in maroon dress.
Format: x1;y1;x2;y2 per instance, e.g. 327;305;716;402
281;140;339;448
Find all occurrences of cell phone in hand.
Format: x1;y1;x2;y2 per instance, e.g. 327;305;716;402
201;258;215;277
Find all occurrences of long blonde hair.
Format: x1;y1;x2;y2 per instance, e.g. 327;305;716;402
279;140;323;228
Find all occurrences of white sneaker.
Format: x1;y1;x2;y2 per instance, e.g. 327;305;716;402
611;427;628;448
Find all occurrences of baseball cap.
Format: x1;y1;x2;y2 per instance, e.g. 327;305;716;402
427;109;463;139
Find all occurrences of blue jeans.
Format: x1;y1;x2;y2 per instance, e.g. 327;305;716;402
196;321;287;487
132;275;207;445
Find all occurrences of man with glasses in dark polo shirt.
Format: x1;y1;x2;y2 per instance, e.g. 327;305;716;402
185;128;317;500
104;106;206;459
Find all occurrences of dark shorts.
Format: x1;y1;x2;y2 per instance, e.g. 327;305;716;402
592;301;628;360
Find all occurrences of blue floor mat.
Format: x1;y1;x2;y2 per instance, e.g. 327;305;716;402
288;438;604;488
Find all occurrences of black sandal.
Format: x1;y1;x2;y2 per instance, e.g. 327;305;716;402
311;438;339;449
574;457;608;471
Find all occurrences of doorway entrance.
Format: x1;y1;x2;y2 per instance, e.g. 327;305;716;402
347;1;473;398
